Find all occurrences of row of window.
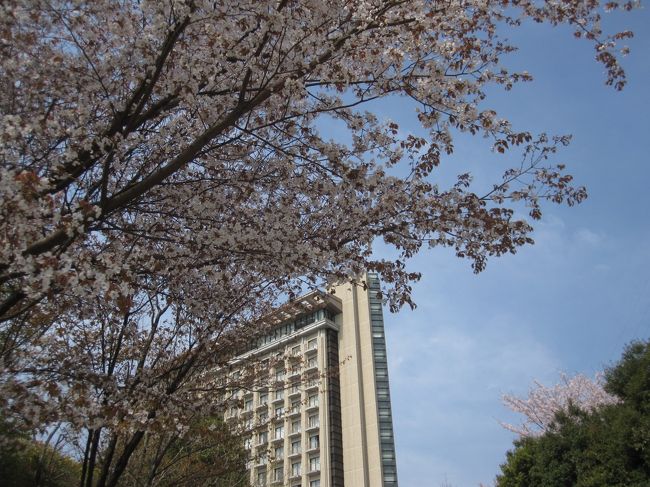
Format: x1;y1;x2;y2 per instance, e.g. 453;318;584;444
263;434;319;458
246;414;321;448
244;390;319;412
249;434;320;466
240;395;320;429
247;308;335;352
254;463;321;486
271;353;319;382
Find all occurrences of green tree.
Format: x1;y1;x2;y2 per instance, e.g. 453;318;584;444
496;340;650;487
0;419;80;487
115;417;249;487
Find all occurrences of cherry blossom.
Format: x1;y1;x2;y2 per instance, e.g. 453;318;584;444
0;1;635;485
501;372;619;437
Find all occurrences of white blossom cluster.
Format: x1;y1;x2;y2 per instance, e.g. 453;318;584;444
501;372;619;437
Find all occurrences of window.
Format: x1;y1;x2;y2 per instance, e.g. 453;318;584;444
309;455;320;472
258;431;268;445
291;461;301;477
276;369;285;381
275;406;285;418
291;440;301;455
274;425;284;440
259;452;268;465
259;412;268;424
292;420;301;433
307;356;318;368
290;400;300;413
274;445;284;459
307;339;317;350
309;434;319;450
292;345;301;356
244;438;252;450
290;382;300;394
245;399;253;411
308;414;319;428
309;480;320;487
274;466;283;482
296;313;315;329
257;470;267;485
382;450;395;460
275;389;284;401
307;394;318;408
259;392;268;405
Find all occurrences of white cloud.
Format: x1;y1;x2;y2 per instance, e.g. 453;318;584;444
574;227;605;246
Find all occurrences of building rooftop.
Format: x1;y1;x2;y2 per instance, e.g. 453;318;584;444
260;290;342;327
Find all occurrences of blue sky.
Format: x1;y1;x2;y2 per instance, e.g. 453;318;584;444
377;8;650;487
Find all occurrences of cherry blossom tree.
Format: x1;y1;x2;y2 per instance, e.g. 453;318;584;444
501;372;619;437
0;0;635;485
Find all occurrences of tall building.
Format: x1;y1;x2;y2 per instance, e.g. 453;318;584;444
228;273;399;487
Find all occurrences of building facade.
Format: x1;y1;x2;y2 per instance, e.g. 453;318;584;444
228;273;398;487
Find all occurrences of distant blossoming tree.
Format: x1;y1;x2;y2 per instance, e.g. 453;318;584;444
0;0;635;486
501;372;619;437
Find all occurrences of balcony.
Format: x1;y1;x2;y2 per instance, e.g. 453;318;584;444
307;439;320;453
290;471;301;481
305;380;319;392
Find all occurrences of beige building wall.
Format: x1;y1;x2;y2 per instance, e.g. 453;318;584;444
333;274;398;487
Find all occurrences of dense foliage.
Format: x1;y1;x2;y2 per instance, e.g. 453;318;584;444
115;417;248;487
0;415;247;487
496;340;650;487
0;418;80;487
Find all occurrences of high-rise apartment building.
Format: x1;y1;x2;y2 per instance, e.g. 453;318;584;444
228;273;398;487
